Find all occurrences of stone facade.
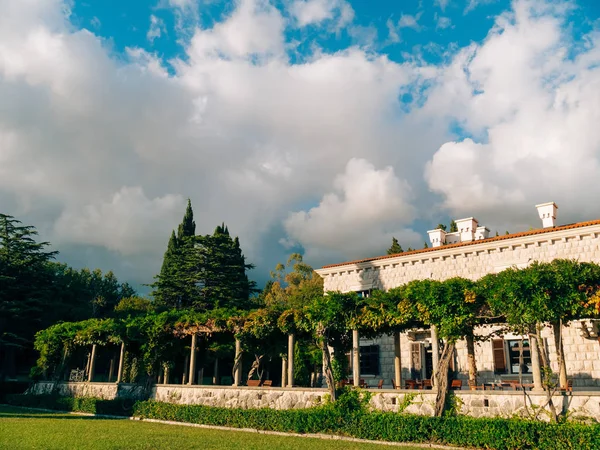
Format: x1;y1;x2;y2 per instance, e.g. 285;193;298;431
31;381;600;421
315;220;600;388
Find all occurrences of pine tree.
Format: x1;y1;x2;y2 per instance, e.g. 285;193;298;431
387;237;404;255
423;241;429;249
152;200;198;309
436;224;447;231
449;220;458;232
0;214;57;379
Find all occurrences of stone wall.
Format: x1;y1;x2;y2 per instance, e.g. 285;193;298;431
30;381;600;421
153;385;327;409
316;222;600;388
29;381;145;399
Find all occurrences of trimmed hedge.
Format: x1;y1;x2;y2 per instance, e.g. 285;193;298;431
6;391;600;449
6;393;134;416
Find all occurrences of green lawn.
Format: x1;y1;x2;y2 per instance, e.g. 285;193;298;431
0;405;431;450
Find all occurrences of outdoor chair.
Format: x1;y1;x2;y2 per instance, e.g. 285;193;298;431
377;379;384;389
450;379;463;390
422;379;432;390
246;379;261;387
405;380;417;389
391;379;398;389
262;380;272;387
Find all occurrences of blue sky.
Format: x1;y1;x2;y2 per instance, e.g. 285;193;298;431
2;0;600;292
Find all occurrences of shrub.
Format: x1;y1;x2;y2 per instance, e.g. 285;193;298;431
7;390;600;449
6;394;133;416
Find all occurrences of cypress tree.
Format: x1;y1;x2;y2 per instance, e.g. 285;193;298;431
450;220;458;232
387;237;404;255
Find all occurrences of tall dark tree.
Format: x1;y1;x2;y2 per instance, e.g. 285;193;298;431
196;224;256;310
387;237;403;255
0;214;57;379
152;200;199;309
449;220;458;232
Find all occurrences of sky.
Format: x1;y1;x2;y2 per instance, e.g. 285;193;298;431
2;0;600;293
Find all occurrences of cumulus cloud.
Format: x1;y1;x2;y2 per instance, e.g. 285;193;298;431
3;0;599;288
289;0;354;29
54;187;185;255
398;13;423;31
147;15;166;44
425;0;600;225
283;158;420;260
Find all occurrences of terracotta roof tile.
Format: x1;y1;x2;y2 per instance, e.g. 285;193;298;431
320;219;600;270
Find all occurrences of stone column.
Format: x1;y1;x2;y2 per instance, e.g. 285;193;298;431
352;329;360;387
116;342;125;383
212;358;219;385
188;333;197;385
431;325;440;388
233;338;242;386
530;334;543;392
287;333;295;387
108;357;115;383
182;354;189;385
281;356;287;388
394;331;402;389
164;365;170;385
87;344;97;382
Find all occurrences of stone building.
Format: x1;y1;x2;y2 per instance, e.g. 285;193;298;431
315;203;600;389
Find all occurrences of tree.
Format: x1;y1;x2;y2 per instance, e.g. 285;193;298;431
436;224;447;231
387;237;403;255
423;241;429;249
152;201;198;309
449;220;458;232
0;214;57;379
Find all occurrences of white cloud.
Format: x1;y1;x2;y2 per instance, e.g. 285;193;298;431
436;16;452;29
289;0;354;30
436;0;450;11
4;0;600;287
398;13;423;31
425;0;600;225
283;158;420;259
54;187;185;255
147;15;166;43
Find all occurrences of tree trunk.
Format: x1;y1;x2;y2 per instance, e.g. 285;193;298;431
465;334;477;388
321;340;336;401
536;324;559;423
529;333;543;392
233;338;242;386
552;320;568;389
434;342;455;417
431;326;439;388
281;357;287;388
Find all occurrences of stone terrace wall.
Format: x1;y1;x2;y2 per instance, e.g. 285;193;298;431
30;382;600;421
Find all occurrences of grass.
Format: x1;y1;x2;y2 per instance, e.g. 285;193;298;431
0;405;433;450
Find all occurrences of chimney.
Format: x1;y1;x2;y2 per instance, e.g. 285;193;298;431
455;217;478;242
475;226;490;240
427;228;447;248
536;202;558;228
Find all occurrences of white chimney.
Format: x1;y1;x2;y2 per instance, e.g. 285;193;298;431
455;218;479;242
536;202;558;228
427;229;447;248
475;226;490;240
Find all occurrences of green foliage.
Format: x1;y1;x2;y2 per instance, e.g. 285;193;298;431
449;220;458;232
152;201;256;311
6;394;134;416
387;237;403;255
436;223;447;231
130;397;600;450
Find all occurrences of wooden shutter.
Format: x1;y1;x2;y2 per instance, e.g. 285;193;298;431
492;339;507;374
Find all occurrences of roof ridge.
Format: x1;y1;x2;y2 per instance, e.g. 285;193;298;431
319;219;600;270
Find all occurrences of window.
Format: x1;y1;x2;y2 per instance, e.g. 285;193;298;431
356;290;371;298
507;339;532;374
492;339;507;374
359;345;379;375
